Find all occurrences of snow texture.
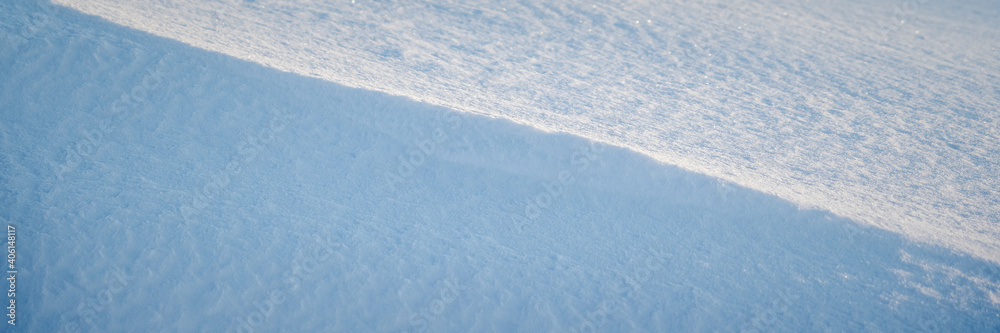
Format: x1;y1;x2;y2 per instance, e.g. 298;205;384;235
1;0;999;332
52;0;1000;263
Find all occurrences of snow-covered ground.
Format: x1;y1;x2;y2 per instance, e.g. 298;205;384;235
2;0;999;332
52;0;1000;262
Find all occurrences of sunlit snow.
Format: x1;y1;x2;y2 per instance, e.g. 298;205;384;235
2;0;999;331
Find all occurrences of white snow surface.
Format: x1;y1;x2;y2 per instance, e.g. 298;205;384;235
2;0;999;332
51;0;1000;263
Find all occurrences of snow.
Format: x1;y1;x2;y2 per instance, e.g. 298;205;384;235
2;0;999;332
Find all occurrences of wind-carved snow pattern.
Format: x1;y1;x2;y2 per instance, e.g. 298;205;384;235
2;0;1000;332
53;0;1000;263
